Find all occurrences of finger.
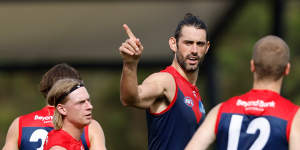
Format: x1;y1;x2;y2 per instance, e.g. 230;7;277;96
123;42;137;55
119;44;134;56
136;38;143;51
123;24;136;40
126;39;140;53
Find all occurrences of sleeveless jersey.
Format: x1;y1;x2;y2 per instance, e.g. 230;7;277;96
215;89;299;150
43;129;84;150
146;66;206;150
18;106;90;150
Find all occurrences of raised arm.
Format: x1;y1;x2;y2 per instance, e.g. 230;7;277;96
89;120;106;150
289;108;300;150
119;24;174;109
2;117;19;150
185;104;221;150
119;24;143;107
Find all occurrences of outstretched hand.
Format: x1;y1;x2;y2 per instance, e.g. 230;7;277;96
119;24;144;63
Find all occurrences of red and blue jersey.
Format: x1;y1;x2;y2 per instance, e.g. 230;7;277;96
43;129;84;150
146;66;205;150
18;106;90;150
215;89;299;150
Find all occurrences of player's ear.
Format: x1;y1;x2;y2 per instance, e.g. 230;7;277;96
169;37;177;52
205;41;210;54
57;104;67;115
284;62;291;76
250;59;255;73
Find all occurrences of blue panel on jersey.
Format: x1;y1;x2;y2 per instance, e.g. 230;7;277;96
216;113;288;150
20;127;89;150
146;89;202;150
81;131;89;150
20;127;53;150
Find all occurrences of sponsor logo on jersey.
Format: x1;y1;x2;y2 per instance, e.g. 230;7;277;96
236;99;275;108
184;97;194;107
34;115;53;122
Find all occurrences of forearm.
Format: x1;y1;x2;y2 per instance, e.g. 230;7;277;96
120;62;139;106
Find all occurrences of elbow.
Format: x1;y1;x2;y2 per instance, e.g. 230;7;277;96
120;99;129;107
120;95;136;107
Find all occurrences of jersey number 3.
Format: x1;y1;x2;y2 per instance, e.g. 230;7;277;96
29;129;48;150
227;115;271;150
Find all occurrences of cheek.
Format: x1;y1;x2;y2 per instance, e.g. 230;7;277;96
178;46;188;54
198;47;207;54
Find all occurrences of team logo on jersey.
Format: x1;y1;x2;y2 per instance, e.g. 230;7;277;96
184;97;194;107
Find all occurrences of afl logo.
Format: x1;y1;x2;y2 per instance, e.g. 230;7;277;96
184;97;194;107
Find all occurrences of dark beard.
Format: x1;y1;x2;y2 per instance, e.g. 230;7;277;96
176;51;204;73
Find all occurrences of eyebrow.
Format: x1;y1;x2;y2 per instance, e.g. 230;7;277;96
183;40;206;44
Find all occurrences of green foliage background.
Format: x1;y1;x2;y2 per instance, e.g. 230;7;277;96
0;1;299;149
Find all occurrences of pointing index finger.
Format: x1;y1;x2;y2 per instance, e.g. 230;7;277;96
123;24;136;40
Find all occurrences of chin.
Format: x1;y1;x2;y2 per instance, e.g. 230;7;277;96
185;66;198;73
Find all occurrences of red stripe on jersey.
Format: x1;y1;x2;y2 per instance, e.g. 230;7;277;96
159;66;203;123
18;117;22;148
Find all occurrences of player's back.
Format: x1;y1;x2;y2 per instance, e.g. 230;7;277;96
215;89;299;150
19;106;54;150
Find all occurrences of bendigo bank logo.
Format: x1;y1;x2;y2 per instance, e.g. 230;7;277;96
184;97;194;107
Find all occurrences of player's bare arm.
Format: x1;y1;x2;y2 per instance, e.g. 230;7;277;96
185;104;221;150
119;24;175;110
89;119;106;150
2;117;19;150
289;108;300;150
134;72;176;110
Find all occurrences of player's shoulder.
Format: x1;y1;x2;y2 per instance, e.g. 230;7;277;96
210;103;223;115
88;119;102;129
144;72;174;85
150;71;173;79
7;116;20;132
277;96;299;108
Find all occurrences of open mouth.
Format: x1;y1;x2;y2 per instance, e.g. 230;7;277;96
85;113;92;118
187;57;198;64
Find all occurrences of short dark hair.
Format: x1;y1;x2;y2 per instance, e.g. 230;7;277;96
39;63;82;99
174;13;208;41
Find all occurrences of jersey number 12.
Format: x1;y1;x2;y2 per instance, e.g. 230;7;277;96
227;115;271;150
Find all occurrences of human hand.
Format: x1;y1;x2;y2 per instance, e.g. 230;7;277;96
119;24;144;64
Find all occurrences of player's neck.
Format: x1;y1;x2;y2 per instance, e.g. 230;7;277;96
62;121;84;141
252;78;283;94
171;61;198;85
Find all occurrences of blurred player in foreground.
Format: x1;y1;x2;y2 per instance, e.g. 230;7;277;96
185;35;300;150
